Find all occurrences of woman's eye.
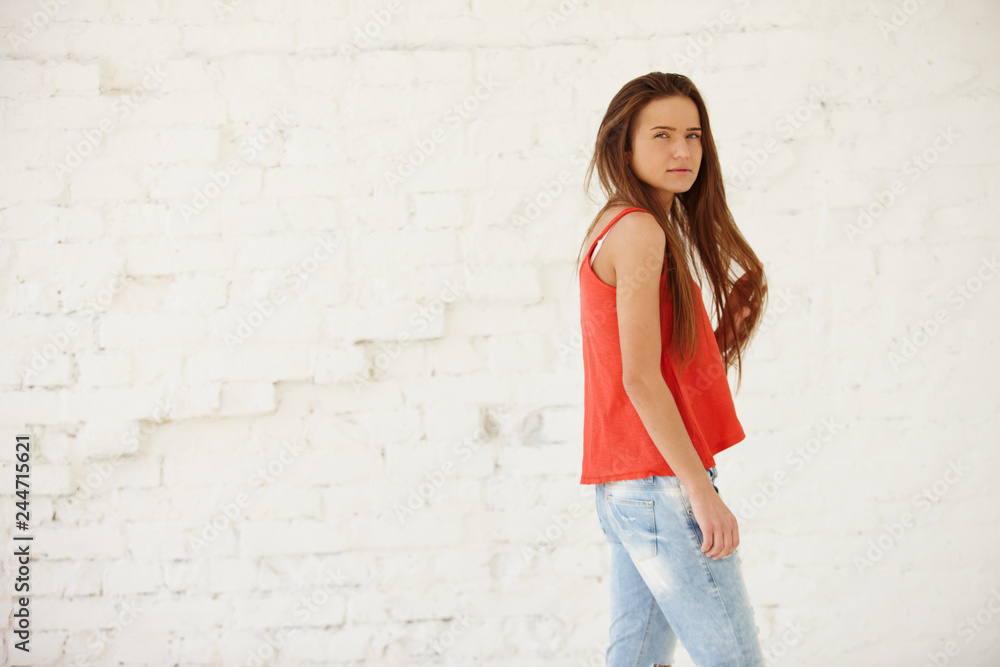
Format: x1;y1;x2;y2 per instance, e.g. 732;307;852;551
655;133;700;139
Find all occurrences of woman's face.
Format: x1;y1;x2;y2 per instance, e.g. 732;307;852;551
628;95;703;201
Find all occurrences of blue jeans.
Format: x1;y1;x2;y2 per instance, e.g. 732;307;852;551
594;467;766;667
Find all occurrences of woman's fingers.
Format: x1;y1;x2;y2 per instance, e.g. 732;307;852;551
692;493;740;559
705;523;737;559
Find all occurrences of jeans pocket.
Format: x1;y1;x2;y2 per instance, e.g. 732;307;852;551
605;496;657;561
684;502;739;558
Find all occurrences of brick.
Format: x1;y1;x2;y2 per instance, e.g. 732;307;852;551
35;523;125;559
48;61;101;94
29;559;104;597
219;199;284;236
401;372;514;405
179;24;296;58
314;343;367;384
30;595;124;631
283;127;349;165
183;342;312;382
217;381;276;416
104;127;220;164
102;560;163;596
133;594;232;629
64;22;181;56
252;487;325;522
0;130;51;170
6;94;116;131
152;163;261;204
98;313;205;347
234;588;346;627
0;167;62;204
324;303;446;341
140;90;227;127
280;625;373;662
75;349;134;388
240;520;349;557
161;559;211;594
121;237;235;275
124;521;200;561
280;442;382;487
356;406;421;442
263;166;358;197
0;58;44;96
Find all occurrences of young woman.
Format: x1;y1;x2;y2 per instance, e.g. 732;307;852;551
575;72;769;666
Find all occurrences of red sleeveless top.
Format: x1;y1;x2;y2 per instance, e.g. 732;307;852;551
579;207;745;484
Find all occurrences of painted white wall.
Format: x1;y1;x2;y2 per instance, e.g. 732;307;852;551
1;0;998;664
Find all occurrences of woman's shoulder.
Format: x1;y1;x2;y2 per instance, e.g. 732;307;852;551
602;203;651;221
594;204;655;237
588;205;664;282
600;204;659;241
584;204;660;264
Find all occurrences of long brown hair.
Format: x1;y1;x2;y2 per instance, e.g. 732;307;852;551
575;72;767;390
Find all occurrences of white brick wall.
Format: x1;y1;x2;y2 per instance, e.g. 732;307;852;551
1;0;999;665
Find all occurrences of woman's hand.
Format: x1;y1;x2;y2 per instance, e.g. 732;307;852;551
687;485;740;559
714;261;764;353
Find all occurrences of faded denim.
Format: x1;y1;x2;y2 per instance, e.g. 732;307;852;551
594;467;767;667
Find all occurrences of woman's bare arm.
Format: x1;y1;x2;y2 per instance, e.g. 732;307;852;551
608;212;714;495
607;211;739;558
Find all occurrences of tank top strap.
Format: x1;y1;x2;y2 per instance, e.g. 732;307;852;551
586;206;650;258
